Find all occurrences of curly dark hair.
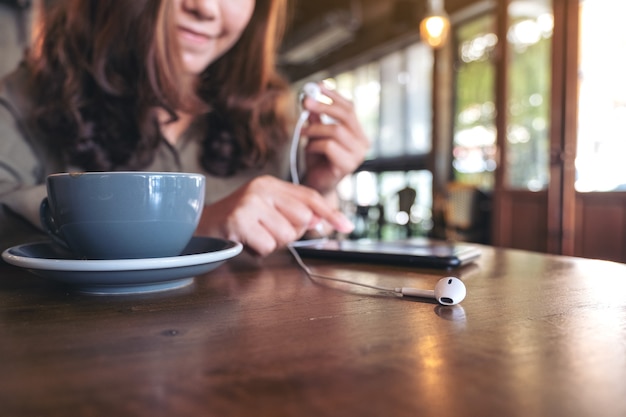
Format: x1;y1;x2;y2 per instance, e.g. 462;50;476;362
28;0;291;176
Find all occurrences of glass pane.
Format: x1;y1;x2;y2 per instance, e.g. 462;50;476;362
339;169;433;240
379;171;432;239
576;0;626;192
406;170;433;231
452;14;498;189
406;44;433;154
327;42;435;238
379;51;405;157
353;63;380;160
333;65;380;160
379;171;409;225
354;171;379;206
334;71;355;102
505;0;553;190
341;171;380;239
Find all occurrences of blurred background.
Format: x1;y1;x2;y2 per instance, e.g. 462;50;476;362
3;0;626;263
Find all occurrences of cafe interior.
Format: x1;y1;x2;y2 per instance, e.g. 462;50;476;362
2;1;626;416
280;0;626;265
1;0;623;263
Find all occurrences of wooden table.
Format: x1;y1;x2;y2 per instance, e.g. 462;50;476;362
1;244;626;417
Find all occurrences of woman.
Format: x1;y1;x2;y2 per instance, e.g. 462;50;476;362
0;0;369;255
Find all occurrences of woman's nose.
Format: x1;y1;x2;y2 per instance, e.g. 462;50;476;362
181;0;219;21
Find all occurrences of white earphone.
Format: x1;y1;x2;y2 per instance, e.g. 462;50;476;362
397;277;467;306
287;85;469;307
301;82;323;102
287;245;468;306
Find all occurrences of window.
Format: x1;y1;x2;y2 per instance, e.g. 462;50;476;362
334;63;380;159
313;43;434;239
452;1;553;192
575;0;626;192
505;0;553;190
379;52;406;157
452;13;498;189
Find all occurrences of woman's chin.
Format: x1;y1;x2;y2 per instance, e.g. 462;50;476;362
181;53;216;76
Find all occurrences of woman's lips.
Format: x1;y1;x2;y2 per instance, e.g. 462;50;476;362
177;26;214;45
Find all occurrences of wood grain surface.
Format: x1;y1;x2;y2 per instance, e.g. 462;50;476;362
1;246;626;417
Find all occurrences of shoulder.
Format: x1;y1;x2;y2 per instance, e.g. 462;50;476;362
0;63;36;122
0;64;62;183
0;63;36;144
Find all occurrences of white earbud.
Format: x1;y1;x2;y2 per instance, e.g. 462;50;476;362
301;82;323;102
398;277;467;306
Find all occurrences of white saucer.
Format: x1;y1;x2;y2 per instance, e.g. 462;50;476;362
2;237;243;295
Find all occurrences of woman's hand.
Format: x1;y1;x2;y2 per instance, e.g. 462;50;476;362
301;84;370;195
196;175;354;256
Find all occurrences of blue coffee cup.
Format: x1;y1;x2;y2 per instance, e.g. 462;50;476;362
40;172;205;259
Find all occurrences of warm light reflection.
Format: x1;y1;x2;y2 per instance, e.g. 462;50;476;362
420;16;450;49
419;0;450;49
28;1;48;60
408;327;458;417
424;16;447;38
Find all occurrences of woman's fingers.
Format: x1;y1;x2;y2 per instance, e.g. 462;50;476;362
198;176;353;256
300;84;370;194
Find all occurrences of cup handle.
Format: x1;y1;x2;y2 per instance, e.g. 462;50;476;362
40;197;70;249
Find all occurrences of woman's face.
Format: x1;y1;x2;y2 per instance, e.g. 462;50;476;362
173;0;255;74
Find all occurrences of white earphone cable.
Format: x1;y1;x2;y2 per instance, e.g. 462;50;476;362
288;88;397;296
290;107;327;236
287;244;468;305
287;244;399;295
289;109;310;186
287;95;385;292
286;87;466;306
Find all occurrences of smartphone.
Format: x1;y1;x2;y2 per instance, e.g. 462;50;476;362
292;238;481;269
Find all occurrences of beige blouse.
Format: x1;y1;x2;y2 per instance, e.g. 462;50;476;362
0;65;292;251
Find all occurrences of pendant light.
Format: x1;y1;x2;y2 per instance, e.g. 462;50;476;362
419;0;450;48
